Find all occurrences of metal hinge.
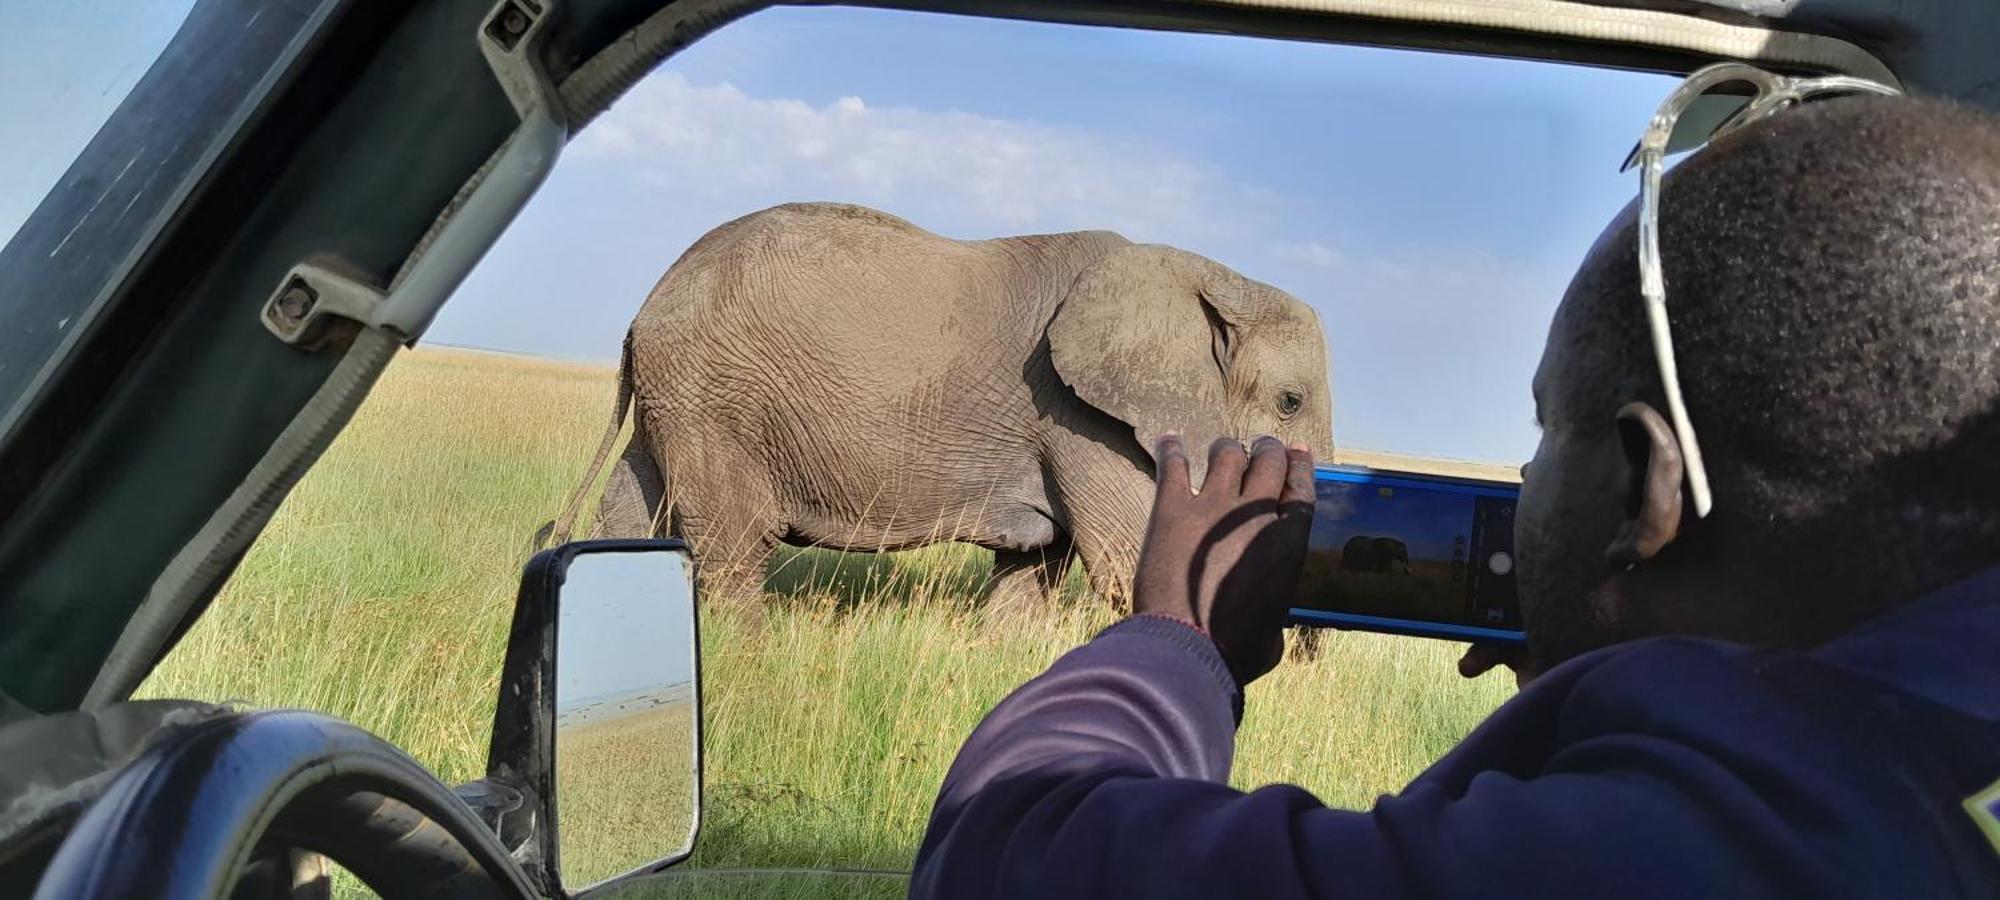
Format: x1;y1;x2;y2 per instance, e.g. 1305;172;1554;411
479;0;556;119
260;261;388;347
261;0;565;349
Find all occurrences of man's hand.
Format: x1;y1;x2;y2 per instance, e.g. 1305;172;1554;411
1457;643;1535;690
1133;434;1315;687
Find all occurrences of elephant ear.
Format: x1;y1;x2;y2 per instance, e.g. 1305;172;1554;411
1047;244;1264;490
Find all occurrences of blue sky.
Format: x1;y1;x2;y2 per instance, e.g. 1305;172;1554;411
0;3;194;249
556;550;697;707
3;4;1674;465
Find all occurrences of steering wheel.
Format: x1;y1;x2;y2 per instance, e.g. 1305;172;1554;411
32;710;537;900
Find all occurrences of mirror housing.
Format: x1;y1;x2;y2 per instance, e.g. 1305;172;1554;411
473;539;702;898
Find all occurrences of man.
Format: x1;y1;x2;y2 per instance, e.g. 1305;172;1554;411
912;94;2000;897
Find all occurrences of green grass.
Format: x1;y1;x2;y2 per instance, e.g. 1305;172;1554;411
559;700;697;886
139;348;1512;889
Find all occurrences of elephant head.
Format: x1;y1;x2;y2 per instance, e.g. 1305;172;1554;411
1340;536;1412;575
1340;535;1374;573
1376;537;1412;574
1047;244;1334;487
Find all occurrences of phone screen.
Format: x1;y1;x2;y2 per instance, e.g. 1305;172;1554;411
1287;466;1524;643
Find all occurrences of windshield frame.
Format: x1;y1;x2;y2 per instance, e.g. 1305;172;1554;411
0;1;348;468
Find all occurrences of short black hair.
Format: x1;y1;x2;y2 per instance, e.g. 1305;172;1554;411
1556;94;2000;642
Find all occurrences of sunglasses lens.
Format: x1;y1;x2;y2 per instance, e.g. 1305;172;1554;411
1664;83;1760;155
1621;76;1764;172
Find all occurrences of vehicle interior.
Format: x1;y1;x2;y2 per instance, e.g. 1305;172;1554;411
1;0;1994;897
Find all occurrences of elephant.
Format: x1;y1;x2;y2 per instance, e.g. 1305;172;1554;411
543;201;1334;613
1339;536;1412;575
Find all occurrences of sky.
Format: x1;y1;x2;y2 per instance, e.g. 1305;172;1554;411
1309;482;1472;561
556;549;698;707
0;3;193;244
2;3;1675;465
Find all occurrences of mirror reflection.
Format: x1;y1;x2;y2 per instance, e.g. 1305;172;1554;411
555;547;699;889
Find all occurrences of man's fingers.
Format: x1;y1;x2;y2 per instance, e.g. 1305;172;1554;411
1204;436;1248;495
1457;643;1531;687
1279;442;1315;515
1457;644;1503;678
1154;433;1192;498
1242;436;1290;498
1273;444;1315;545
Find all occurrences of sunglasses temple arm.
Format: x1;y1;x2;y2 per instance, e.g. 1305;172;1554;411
1639;155;1716;519
1644;295;1716;518
1623;63;1898;522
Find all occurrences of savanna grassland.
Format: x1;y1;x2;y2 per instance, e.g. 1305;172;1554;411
140;348;1513;882
559;700;697;886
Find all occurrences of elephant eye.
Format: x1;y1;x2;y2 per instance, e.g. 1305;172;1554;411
1277;390;1303;418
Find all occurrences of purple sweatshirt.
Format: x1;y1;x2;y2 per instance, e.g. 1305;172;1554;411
912;570;2000;898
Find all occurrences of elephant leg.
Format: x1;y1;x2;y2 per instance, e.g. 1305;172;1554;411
684;517;777;608
674;473;782;611
1040;407;1154;613
591;432;666;539
695;542;773;609
1070;524;1143;613
986;533;1076;616
683;522;777;610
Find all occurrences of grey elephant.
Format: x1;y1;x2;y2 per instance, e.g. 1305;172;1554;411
544;202;1333;610
1340;536;1412;575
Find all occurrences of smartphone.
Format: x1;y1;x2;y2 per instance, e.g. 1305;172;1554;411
1286;464;1525;644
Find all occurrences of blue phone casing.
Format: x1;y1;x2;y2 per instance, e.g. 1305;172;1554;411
1286;464;1526;645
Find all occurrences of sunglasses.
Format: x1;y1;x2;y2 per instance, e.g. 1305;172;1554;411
1620;62;1902;519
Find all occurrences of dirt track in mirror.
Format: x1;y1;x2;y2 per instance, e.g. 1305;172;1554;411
139;347;1513;888
559;693;696;888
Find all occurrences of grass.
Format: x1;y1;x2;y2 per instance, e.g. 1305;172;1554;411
139;347;1512;890
559;700;697;887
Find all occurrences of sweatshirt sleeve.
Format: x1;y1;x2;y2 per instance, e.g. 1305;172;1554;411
909;626;1941;900
909;614;1275;898
922;614;1243;805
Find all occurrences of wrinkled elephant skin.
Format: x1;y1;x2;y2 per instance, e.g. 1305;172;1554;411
544;203;1335;611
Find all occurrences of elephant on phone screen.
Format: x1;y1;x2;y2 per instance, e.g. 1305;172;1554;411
1340;536;1412;575
540;202;1334;615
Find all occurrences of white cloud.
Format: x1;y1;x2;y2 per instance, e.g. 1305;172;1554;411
1272;240;1343;268
571;72;1276;244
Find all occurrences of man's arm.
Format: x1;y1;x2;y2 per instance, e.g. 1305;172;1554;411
924;615;1240;806
910;612;1362;898
918;434;1311;818
912;436;1349;897
910;621;1864;899
907;436;1862;899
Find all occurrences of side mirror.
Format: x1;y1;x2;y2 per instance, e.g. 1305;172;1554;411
475;539;702;897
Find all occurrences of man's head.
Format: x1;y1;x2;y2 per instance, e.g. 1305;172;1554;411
1515;94;2000;671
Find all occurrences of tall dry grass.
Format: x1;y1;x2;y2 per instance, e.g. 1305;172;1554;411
141;347;1513;881
560;701;698;886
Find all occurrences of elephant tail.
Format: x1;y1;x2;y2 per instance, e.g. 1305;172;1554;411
542;332;637;549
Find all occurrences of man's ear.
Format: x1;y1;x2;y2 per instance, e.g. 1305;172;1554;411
1607;401;1685;567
